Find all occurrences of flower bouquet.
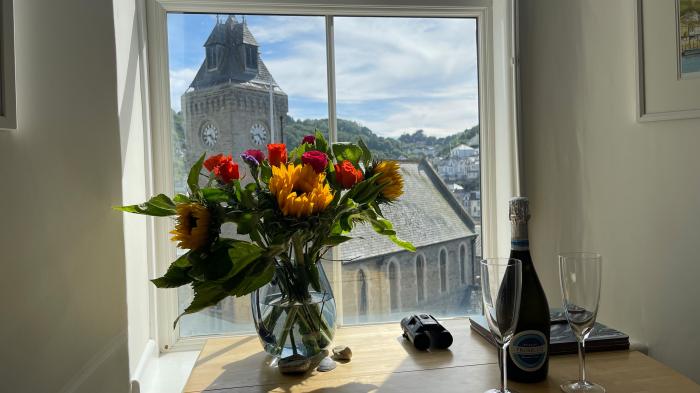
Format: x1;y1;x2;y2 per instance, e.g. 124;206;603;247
116;132;414;359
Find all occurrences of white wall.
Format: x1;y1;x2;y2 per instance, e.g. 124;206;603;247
0;0;130;392
520;0;700;383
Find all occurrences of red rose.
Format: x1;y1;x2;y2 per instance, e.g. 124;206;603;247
243;149;265;164
334;160;364;189
204;154;225;172
267;144;288;167
301;150;329;174
212;158;239;184
302;135;316;145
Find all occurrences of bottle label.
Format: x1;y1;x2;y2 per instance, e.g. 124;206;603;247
511;239;529;251
509;330;548;372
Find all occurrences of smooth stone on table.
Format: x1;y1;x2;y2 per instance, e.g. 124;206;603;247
278;354;311;374
316;357;337;372
332;345;352;361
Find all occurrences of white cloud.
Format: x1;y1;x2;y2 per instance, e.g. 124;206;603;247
169;67;198;112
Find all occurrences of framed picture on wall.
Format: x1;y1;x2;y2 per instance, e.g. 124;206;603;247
635;0;700;121
0;0;16;130
678;0;700;77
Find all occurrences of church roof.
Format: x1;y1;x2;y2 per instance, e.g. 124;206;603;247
337;159;477;263
190;16;281;91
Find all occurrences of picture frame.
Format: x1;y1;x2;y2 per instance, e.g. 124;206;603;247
635;0;700;122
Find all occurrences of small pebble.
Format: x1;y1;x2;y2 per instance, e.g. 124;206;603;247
316;356;337;372
278;354;311;374
332;345;352;361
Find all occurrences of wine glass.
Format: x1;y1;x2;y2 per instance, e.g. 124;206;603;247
558;252;604;393
481;258;522;393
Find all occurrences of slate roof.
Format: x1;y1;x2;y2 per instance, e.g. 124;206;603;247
337;159;477;263
190;16;281;92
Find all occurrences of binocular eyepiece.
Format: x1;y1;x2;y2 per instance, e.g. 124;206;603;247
400;314;453;351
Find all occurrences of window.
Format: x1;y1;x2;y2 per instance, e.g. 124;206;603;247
148;0;512;350
388;261;399;313
245;45;258;70
439;249;448;293
206;46;219;70
460;244;467;284
416;254;425;302
357;269;368;316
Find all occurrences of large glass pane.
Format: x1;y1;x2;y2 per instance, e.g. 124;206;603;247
166;13;328;337
334;17;482;324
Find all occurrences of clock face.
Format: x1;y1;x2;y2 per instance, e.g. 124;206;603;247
250;123;268;146
200;122;219;148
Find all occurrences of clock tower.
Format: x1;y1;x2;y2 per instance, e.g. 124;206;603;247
181;15;288;169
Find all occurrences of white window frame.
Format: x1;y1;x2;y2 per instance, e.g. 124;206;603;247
143;0;519;352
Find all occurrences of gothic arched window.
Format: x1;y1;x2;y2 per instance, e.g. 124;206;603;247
357;269;368;316
460;244;467;284
389;261;399;313
416;254;425;302
440;249;448;293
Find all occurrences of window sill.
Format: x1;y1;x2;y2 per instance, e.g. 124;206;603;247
135;349;199;393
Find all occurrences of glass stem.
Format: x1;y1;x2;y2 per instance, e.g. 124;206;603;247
578;337;586;383
501;344;508;392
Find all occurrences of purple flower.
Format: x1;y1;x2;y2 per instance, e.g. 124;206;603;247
240;152;259;167
302;135;316;145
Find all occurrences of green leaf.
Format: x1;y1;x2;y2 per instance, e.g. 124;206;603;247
227;242;264;278
368;216;416;252
114;194;176;217
358;138;372;164
188;153;206;194
231;212;257;235
172;252;191;268
174;281;228;328
388;235;416;252
202;188;228;203
151;263;192;288
187;244;233;281
315;130;329;154
173;193;190;203
232;261;275;296
323;235;353;246
332;143;363;165
306;262;321;292
260;164;272;183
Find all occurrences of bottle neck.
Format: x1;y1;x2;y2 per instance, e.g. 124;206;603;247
510;220;529;251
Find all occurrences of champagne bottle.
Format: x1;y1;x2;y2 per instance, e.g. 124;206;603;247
505;197;550;382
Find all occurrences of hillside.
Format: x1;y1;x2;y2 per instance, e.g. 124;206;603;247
283;115;479;160
171;112;479;163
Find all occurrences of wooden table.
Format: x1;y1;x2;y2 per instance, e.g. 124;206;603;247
182;319;700;392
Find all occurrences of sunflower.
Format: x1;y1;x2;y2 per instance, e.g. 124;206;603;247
269;163;334;217
170;203;212;250
374;161;404;201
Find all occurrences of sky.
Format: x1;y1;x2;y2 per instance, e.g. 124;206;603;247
168;14;479;138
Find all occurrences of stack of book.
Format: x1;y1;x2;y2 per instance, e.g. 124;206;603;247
469;309;629;355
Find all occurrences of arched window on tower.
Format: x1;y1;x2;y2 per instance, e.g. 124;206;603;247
416;254;425;302
440;249;448;293
389;261;399;313
357;269;368;316
460;244;467;284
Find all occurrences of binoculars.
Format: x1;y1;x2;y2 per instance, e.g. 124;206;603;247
400;314;453;350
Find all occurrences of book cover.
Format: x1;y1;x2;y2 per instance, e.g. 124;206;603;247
469;309;629;355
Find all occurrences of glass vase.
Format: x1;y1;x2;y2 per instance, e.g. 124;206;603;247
251;260;336;359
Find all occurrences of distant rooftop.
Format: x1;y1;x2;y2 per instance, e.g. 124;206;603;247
338;159;477;262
